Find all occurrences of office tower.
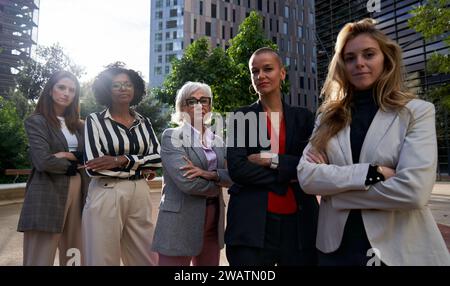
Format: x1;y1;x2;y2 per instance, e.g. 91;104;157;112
0;0;39;96
150;0;318;109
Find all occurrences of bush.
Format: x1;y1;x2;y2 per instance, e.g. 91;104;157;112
0;97;30;183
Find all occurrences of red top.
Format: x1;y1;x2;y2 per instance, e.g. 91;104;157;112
266;112;297;214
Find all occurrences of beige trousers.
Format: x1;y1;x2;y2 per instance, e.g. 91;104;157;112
23;173;82;266
81;177;157;266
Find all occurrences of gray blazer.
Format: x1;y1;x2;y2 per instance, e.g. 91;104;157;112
18;114;89;233
152;124;232;257
297;99;450;265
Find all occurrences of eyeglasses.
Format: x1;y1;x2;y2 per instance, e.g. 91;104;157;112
111;82;133;90
185;97;211;107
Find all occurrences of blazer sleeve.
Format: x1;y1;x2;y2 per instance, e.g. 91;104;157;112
25;115;71;174
216;167;233;188
278;108;314;182
226;110;278;186
161;129;218;197
297;116;369;195
331;102;437;210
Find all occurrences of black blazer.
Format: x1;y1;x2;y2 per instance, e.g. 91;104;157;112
225;100;318;250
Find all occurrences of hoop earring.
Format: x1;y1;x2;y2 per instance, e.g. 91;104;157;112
249;84;258;96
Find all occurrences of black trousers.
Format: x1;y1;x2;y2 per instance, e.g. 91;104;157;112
226;212;316;266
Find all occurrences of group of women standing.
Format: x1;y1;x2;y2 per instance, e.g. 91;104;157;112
17;18;450;266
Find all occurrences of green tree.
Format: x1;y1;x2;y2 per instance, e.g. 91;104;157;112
80;80;103;119
408;0;450;107
227;11;280;107
136;91;172;138
153;38;236;112
0;97;29;182
16;43;85;101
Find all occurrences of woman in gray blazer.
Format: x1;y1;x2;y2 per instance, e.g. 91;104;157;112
152;81;233;266
297;18;450;266
18;71;89;266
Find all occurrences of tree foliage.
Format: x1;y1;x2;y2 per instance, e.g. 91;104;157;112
136;91;172;138
408;0;450;108
0;97;29;180
16;43;85;101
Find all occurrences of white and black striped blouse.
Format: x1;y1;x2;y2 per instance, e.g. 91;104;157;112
84;108;161;178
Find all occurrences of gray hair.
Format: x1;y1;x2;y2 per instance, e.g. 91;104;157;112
171;81;213;124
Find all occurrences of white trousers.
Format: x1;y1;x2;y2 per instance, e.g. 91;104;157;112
23;173;82;266
81;177;157;266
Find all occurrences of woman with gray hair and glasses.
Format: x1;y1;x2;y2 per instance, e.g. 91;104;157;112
152;81;233;266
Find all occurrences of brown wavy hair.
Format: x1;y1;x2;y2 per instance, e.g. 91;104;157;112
310;18;416;152
34;71;82;133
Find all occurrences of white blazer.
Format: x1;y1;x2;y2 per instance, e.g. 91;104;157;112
297;99;450;266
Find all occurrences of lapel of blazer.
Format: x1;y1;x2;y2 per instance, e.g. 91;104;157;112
212;144;224;169
337;126;353;165
181;123;208;170
49;120;69;151
283;102;295;153
359;108;398;163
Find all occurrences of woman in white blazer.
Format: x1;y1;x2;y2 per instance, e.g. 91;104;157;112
297;18;450;266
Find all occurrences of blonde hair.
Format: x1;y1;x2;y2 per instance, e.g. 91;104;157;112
311;18;416;152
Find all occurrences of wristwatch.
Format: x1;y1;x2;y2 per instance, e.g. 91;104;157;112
270;153;279;169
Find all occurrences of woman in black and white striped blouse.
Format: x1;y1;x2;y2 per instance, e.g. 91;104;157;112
82;64;161;266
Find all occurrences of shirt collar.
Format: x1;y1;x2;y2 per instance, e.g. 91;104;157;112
103;108;144;125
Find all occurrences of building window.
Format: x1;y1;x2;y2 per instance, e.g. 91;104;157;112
300;76;304;89
158;22;163;30
247;0;251;8
304;94;307;106
166;20;177;29
155;33;163;41
233;9;236;22
283;21;288;34
225;7;228;21
258;0;262;10
194;19;197;33
166;42;173;51
155;44;162;52
230;27;234;38
211;4;217;18
267;0;270;12
284;5;289;18
156;0;163;8
222;25;225;39
269;18;272;31
166;0;170;7
158;55;162;64
170;9;177;17
155;66;162;75
155;11;163;19
165;66;170;74
166;32;170;39
206;22;211;36
274;2;277;15
200;1;203;15
173;31;177;39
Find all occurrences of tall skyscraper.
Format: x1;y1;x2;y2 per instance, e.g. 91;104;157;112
0;0;39;96
149;0;318;109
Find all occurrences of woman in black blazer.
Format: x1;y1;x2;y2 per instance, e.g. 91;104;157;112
18;71;88;266
225;47;319;266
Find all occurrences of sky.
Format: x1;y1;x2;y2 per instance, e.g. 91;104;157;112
37;0;150;83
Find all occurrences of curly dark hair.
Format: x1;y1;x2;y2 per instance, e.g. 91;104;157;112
92;64;146;107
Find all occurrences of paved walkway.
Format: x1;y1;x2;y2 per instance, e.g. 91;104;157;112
0;182;449;265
